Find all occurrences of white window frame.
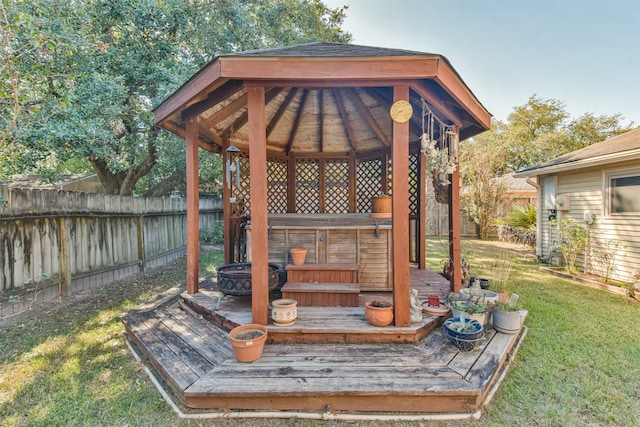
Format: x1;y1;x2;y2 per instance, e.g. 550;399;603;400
604;167;640;217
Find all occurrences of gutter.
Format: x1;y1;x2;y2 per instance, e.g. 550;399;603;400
514;149;640;177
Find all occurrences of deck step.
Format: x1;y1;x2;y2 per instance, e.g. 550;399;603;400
281;281;360;307
286;263;358;283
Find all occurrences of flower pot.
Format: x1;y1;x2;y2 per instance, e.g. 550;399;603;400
443;317;484;351
372;195;392;213
460;288;499;304
289;247;307;266
364;300;394;327
492;308;523;334
229;324;268;362
271;298;297;326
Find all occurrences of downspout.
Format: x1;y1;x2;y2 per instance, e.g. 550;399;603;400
526;176;542;259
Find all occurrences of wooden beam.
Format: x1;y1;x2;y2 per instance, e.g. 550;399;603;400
247;86;269;325
182;79;244;123
392;85;411;327
318;90;324;152
224;57;439;80
333;89;358;152
346;87;390;147
185;118;200;294
285;89;308;154
267;88;298;138
448;128;462;292
221;87;283;139
410;80;464;128
200;90;248;129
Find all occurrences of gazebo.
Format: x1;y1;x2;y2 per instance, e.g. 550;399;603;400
154;42;491;328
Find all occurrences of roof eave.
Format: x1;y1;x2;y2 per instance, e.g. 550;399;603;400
514;149;640;177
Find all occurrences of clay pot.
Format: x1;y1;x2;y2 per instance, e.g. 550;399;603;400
229;324;268;362
271;298;297;326
372;195;392;213
289;247;307;265
364;300;394;327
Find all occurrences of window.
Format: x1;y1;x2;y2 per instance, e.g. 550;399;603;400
608;172;640;214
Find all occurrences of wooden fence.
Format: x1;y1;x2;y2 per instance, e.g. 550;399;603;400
0;187;222;320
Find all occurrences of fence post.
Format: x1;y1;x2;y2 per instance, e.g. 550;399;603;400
58;217;71;297
136;215;145;272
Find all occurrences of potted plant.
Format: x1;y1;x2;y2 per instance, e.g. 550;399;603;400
447;292;494;326
489;250;524;334
493;294;524;334
443;317;484;351
271;298;297;326
228;324;268;362
364;300;394;327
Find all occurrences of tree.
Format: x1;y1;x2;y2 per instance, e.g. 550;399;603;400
4;0;351;195
502;94;635;173
460;124;509;239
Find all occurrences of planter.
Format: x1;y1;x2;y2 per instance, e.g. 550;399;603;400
460;288;499;304
372;195;392;213
469;276;491;289
364;300;394;327
271;298;297;326
289;247;307;266
449;301;489;325
443;317;484;351
229;324;268;362
492;308;524;334
216;263;280;296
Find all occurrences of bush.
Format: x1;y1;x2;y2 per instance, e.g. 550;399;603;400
495;203;537;247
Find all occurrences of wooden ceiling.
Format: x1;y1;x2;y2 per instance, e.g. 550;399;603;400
154;42;492;156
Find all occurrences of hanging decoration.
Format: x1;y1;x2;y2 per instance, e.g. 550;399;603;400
419;98;458;204
226;125;241;191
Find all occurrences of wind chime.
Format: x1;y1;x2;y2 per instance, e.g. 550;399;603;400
420;98;457;203
226;124;241;192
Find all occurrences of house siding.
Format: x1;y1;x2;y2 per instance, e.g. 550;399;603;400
540;159;640;283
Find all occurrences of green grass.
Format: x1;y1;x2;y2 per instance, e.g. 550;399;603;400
1;240;638;426
427;237;640;426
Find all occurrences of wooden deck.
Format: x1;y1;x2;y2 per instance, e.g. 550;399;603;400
121;267;526;416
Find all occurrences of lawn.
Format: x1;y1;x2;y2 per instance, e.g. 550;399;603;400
1;239;638;426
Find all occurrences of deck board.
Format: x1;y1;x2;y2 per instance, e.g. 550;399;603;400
122;267;526;415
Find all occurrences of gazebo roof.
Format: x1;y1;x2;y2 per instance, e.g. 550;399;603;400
154;42;491;155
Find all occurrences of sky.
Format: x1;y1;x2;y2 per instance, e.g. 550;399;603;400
322;0;640;124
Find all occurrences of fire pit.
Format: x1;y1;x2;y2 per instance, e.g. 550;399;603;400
216;262;280;296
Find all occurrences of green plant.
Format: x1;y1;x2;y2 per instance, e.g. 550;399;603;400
559;218;587;275
589;238;624;284
199;225;223;245
494;203;537;247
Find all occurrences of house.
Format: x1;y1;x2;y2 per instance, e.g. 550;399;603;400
516;127;640;283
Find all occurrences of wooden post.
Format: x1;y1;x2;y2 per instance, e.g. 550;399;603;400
185;118;200;294
392;85;411;327
418;150;427;269
58;217;71;297
248;86;269;325
136;216;145;272
448;128;462;292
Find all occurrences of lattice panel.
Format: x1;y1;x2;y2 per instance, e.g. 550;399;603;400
230;152;251;217
408;153;419;216
356;157;383;213
324;159;350;213
267;157;288;213
295;159;320;213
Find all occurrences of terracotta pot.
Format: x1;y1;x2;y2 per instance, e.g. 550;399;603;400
372;195;392;213
364;300;394;327
229;324;268;362
271;298;297;326
289;247;307;265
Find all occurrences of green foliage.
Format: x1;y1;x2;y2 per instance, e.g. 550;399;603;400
495;203;537;246
559;217;588;275
199;223;224;245
460;130;508;239
2;0;351;194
